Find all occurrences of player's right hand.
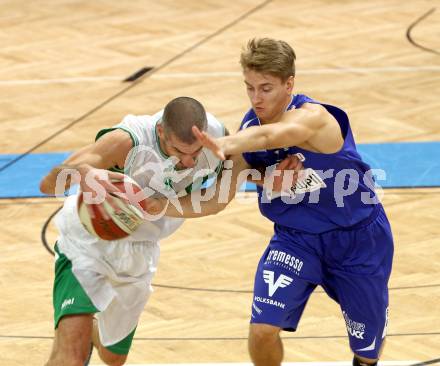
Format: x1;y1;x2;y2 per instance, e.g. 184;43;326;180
77;164;124;197
77;164;126;219
271;155;303;192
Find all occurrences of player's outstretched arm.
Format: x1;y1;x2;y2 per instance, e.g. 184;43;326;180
193;104;337;159
145;154;249;218
39;129;132;195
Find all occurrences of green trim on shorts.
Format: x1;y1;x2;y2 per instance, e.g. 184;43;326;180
105;327;137;355
53;244;137;354
53;244;99;328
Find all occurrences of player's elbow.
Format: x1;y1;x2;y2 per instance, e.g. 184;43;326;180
39;176;53;195
209;194;235;215
39;180;46;194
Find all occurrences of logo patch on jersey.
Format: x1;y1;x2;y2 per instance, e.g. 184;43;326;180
290;168;327;195
263;270;293;297
263;153;326;201
61;297;75;310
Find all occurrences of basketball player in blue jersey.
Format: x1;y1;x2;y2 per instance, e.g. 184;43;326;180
147;38;394;366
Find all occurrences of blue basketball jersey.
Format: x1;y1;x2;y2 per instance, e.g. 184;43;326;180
240;94;379;233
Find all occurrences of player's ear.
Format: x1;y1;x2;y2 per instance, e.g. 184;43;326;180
156;123;165;139
286;76;294;93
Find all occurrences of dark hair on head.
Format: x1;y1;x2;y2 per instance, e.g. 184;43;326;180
161;97;207;144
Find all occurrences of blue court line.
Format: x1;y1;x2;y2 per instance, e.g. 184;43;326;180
0;142;439;198
0;152;71;198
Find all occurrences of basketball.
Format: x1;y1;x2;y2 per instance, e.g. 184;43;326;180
77;176;146;240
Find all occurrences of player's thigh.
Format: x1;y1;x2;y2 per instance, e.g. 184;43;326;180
53;314;94;358
53;243;99;326
251;232;322;331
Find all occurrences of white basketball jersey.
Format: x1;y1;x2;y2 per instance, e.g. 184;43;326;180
55;110;225;246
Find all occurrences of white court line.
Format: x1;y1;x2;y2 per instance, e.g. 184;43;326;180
91;362;423;366
0;76;122;85
1;66;440;86
152;66;440;78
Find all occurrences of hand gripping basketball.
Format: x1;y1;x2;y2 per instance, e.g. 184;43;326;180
77;170;147;240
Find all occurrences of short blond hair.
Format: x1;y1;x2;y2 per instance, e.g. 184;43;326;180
240;38;296;80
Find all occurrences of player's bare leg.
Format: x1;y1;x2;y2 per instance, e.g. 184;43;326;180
45;314;93;366
248;323;283;366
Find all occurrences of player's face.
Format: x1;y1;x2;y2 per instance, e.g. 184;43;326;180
158;127;203;169
243;69;293;123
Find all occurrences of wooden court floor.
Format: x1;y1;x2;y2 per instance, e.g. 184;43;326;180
0;1;439;365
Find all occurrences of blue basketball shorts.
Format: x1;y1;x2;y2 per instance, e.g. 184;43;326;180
250;205;394;359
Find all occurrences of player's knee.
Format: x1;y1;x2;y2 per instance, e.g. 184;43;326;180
99;350;127;366
353;355;378;366
249;323;280;346
46;354;89;366
105;356;127;366
105;359;127;366
46;344;91;366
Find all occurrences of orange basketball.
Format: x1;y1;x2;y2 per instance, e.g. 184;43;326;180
77;176;146;240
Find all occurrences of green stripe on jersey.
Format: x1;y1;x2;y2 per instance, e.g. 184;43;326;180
95;126;139;172
95;126;139;146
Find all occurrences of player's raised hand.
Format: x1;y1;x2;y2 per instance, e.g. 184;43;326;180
192;125;226;160
271;155;303;192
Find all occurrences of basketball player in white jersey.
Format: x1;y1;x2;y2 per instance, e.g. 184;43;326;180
39;97;227;366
